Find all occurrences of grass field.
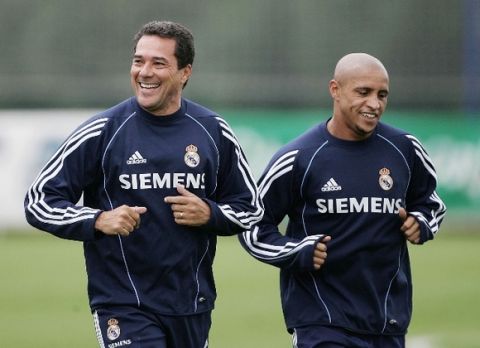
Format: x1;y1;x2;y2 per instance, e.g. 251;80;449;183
1;229;479;347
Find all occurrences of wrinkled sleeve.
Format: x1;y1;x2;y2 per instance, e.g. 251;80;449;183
239;149;324;271
202;117;263;236
24;117;108;241
405;134;447;244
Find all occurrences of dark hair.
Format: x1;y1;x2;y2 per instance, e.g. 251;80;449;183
133;21;195;69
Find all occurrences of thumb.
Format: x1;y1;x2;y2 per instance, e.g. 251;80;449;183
321;235;332;243
176;184;194;197
398;207;407;222
133;206;147;214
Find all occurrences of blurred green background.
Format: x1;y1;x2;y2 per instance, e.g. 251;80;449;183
1;1;479;347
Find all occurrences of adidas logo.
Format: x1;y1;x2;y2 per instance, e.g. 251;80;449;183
321;178;342;192
126;151;147;165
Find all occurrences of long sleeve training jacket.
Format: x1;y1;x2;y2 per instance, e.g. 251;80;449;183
240;120;446;335
25;97;263;315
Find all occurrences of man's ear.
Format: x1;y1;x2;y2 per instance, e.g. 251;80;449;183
181;64;193;85
329;79;340;100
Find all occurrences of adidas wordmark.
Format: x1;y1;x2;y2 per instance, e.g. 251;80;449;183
321;178;342;192
127;151;147;165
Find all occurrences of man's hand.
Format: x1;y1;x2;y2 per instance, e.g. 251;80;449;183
313;235;332;270
95;205;147;236
399;207;420;244
164;185;211;226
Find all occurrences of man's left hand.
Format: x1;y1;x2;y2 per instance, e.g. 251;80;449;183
164;185;211;226
399;207;420;244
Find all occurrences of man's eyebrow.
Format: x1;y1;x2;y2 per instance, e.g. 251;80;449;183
354;86;389;93
132;54;169;62
354;86;372;91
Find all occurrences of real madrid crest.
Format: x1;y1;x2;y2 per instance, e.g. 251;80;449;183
184;144;200;168
378;167;393;191
107;318;121;341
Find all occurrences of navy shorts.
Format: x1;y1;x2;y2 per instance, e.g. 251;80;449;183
292;325;405;348
93;306;211;348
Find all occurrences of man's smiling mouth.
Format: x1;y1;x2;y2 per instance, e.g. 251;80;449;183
361;112;377;119
139;82;160;89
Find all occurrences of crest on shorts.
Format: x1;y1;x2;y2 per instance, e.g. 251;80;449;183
107;318;121;341
378;167;393;191
184;144;200;168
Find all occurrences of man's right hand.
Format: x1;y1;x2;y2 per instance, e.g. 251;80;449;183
95;205;147;236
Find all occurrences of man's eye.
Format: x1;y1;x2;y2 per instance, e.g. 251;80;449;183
358;89;368;96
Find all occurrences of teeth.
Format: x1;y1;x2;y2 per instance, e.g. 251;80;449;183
361;113;376;119
139;82;160;89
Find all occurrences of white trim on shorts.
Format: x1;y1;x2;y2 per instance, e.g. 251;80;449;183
292;328;298;348
93;310;106;348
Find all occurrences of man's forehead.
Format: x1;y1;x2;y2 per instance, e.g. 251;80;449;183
135;35;176;53
338;67;389;90
350;74;389;86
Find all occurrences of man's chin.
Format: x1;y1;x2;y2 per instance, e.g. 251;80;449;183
137;100;158;113
136;96;157;109
353;124;376;140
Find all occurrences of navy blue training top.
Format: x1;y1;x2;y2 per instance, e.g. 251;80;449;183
240;119;446;335
25;97;263;315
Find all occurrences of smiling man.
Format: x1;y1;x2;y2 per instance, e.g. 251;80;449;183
328;53;390;140
25;21;263;348
130;30;192;115
239;53;446;348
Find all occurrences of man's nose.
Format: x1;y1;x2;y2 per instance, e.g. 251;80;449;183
139;63;153;77
366;96;381;109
